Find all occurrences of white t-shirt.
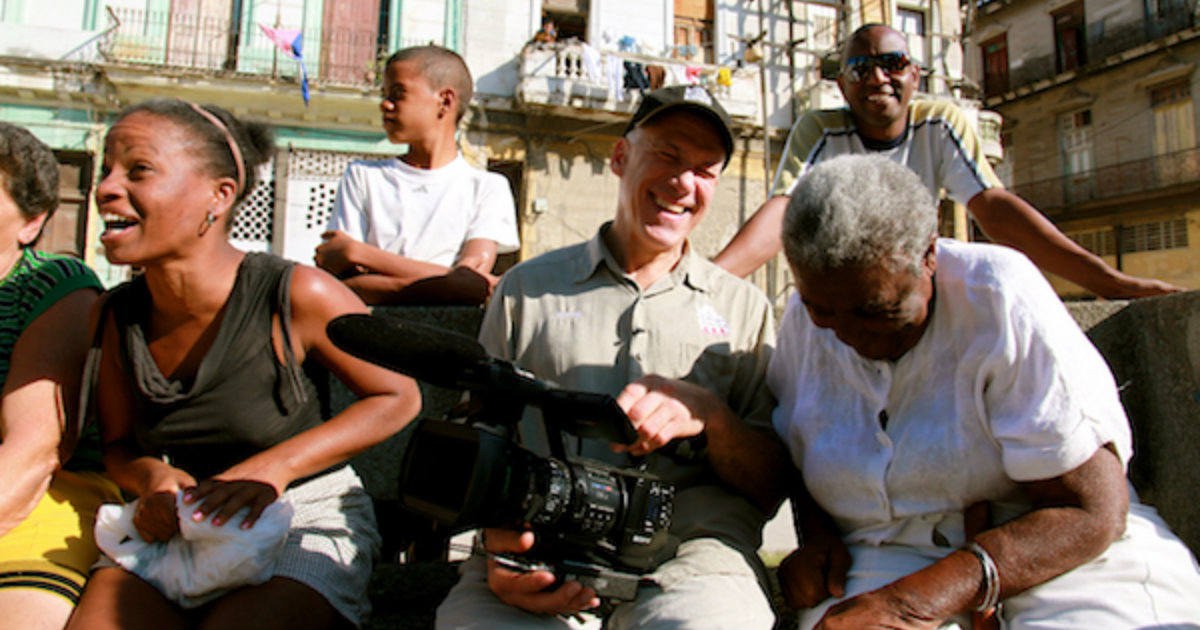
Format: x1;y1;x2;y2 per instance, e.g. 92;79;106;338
769;238;1131;547
329;154;520;267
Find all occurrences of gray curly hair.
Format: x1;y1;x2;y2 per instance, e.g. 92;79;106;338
782;154;937;275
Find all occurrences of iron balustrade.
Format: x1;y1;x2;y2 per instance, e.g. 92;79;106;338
101;7;394;86
1011;145;1200;211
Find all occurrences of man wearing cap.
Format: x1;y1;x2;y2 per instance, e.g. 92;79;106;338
713;23;1180;299
435;86;787;629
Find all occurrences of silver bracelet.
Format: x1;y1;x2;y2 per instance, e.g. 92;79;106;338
965;541;1001;612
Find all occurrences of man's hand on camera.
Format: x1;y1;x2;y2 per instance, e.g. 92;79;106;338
483;528;600;616
614;375;720;456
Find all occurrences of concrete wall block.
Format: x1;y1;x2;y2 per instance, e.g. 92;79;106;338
1071;291;1200;556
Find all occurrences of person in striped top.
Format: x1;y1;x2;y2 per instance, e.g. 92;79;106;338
0;122;121;629
714;24;1179;299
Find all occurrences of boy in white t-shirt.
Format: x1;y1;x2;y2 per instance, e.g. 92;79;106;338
316;45;519;305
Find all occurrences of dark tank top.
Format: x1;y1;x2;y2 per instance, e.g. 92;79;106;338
108;253;325;481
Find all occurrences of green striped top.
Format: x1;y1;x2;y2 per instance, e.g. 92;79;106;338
0;248;104;471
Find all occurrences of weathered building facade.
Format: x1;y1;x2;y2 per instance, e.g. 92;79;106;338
2;0;980;307
966;0;1199;297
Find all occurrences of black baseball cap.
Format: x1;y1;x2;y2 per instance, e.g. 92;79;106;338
624;86;735;165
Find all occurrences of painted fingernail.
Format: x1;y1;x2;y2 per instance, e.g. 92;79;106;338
192;510;204;521
241;521;252;529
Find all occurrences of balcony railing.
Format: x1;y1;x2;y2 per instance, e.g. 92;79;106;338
516;41;759;121
101;8;389;86
1012;146;1200;211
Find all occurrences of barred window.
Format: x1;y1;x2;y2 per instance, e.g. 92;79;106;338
1120;218;1188;253
1068;228;1117;256
1150;80;1190;108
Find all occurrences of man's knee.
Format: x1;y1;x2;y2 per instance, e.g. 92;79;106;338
607;573;775;630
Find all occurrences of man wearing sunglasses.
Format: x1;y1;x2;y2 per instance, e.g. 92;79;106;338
713;24;1180;299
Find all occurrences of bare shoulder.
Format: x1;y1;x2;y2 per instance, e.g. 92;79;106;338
15;287;99;354
288;263;370;319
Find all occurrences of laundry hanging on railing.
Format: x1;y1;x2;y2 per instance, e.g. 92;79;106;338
580;43;603;83
665;64;688;86
606;55;626;102
623;61;650;91
646;65;666;90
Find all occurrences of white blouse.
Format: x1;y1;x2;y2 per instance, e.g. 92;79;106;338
768;239;1131;548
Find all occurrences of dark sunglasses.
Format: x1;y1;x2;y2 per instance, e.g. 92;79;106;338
841;52;914;82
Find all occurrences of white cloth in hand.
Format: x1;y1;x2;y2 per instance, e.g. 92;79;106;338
94;491;293;608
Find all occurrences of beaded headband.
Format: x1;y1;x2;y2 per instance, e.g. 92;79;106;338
184;101;245;195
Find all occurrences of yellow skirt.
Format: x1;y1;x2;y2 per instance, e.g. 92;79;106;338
0;470;122;603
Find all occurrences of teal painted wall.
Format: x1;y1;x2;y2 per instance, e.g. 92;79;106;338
274;126;396;154
388;0;403;53
82;0;101;29
443;0;461;52
1;0;25;23
0;105;103;151
1;103;397;155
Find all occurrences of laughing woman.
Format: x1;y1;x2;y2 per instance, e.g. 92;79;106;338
0;123;122;629
64;100;420;630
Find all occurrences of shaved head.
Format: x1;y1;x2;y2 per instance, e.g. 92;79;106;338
386;46;474;121
843;23;908;61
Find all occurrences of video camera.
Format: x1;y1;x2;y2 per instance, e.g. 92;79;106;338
328;314;679;601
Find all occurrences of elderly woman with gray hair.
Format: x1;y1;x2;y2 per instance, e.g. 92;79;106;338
770;154;1200;629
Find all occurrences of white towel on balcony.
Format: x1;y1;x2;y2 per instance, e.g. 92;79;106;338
581;43;603;83
606;54;625;102
666;64;688;87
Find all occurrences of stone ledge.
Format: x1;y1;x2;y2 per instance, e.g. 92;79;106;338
1070;292;1200;557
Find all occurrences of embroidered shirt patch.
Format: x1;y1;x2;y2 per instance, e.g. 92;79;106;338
697;304;729;336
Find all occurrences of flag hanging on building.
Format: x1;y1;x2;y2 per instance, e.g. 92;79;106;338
259;24;310;105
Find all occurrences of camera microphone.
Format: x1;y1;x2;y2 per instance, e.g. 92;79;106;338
327;313;487;389
326;313;549;398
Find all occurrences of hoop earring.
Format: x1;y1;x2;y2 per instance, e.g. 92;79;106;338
198;208;217;236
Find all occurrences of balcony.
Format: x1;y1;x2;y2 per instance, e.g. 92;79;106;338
976;109;1004;165
515;41;759;123
1012;146;1200;212
101;8;386;87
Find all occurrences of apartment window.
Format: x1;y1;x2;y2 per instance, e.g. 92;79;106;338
897;7;928;91
543;0;589;42
981;34;1009;98
810;7;837;50
320;0;384;83
1060;109;1093;175
1120;218;1189;253
674;0;714;63
1052;2;1086;73
1151;80;1196;155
